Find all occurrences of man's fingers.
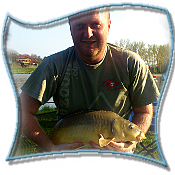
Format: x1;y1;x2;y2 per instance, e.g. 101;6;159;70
69;142;83;149
55;142;83;151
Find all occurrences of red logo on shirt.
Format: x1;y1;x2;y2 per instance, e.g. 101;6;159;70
101;79;121;91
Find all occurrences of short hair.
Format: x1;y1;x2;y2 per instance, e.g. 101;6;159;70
98;7;110;20
68;7;110;24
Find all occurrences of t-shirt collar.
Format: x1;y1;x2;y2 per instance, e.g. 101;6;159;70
75;45;107;70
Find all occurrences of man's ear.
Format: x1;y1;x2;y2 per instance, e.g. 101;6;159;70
108;20;111;34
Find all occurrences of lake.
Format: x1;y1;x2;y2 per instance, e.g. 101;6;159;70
12;74;56;109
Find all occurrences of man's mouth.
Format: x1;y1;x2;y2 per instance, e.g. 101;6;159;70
82;41;96;44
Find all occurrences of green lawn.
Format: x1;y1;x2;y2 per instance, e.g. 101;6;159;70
12;66;36;74
9;107;162;163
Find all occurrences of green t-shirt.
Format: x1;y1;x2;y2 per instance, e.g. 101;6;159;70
21;43;159;119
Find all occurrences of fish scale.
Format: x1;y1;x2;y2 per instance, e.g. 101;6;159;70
58;110;113;127
49;110;146;148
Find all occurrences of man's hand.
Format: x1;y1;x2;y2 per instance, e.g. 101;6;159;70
89;134;137;153
54;142;83;151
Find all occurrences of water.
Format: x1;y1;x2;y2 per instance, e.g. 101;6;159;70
12;74;56;109
12;74;31;95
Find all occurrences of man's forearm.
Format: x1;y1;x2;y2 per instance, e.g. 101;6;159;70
131;113;152;134
132;103;153;134
21;112;56;152
19;92;55;152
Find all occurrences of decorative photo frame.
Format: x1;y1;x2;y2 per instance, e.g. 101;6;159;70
2;3;174;169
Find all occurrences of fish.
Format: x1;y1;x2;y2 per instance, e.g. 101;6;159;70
49;110;146;149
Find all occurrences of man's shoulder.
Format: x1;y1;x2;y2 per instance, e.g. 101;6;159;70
35;46;76;73
107;43;143;62
107;43;137;56
46;46;75;60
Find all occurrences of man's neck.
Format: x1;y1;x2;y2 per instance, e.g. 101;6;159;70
76;46;107;65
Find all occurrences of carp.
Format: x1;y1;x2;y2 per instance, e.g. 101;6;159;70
49;110;146;149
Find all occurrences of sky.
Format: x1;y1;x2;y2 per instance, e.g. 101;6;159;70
6;7;172;58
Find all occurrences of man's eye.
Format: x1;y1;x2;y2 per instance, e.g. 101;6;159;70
75;24;84;29
91;23;101;29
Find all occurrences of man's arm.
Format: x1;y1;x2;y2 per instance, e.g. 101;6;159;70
19;91;82;152
132;103;153;134
19;91;56;152
90;103;153;152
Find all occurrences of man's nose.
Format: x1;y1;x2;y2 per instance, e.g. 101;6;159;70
84;26;93;38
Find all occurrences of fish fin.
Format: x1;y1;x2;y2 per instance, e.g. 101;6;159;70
99;138;114;147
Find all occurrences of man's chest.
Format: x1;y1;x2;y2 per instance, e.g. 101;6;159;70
55;59;130;116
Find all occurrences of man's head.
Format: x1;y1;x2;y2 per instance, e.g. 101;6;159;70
69;7;111;65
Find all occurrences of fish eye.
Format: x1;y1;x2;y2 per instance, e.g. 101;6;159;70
129;124;133;129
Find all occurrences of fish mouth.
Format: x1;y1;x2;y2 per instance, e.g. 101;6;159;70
136;132;146;142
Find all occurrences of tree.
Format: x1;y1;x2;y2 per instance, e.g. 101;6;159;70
115;39;171;74
31;54;38;59
6;49;19;62
157;44;170;73
31;54;43;64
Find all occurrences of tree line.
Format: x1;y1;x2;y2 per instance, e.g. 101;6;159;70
115;39;171;74
6;40;171;74
6;49;43;65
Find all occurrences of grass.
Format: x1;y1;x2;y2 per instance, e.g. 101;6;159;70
134;131;162;161
10;107;162;163
10;107;57;157
12;66;36;74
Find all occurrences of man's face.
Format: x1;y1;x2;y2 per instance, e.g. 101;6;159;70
69;10;111;64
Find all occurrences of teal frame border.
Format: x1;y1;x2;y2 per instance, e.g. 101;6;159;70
2;3;174;167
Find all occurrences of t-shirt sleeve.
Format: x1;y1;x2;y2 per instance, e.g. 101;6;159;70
128;52;160;108
21;57;59;105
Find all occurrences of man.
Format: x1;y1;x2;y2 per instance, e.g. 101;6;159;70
19;7;159;153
